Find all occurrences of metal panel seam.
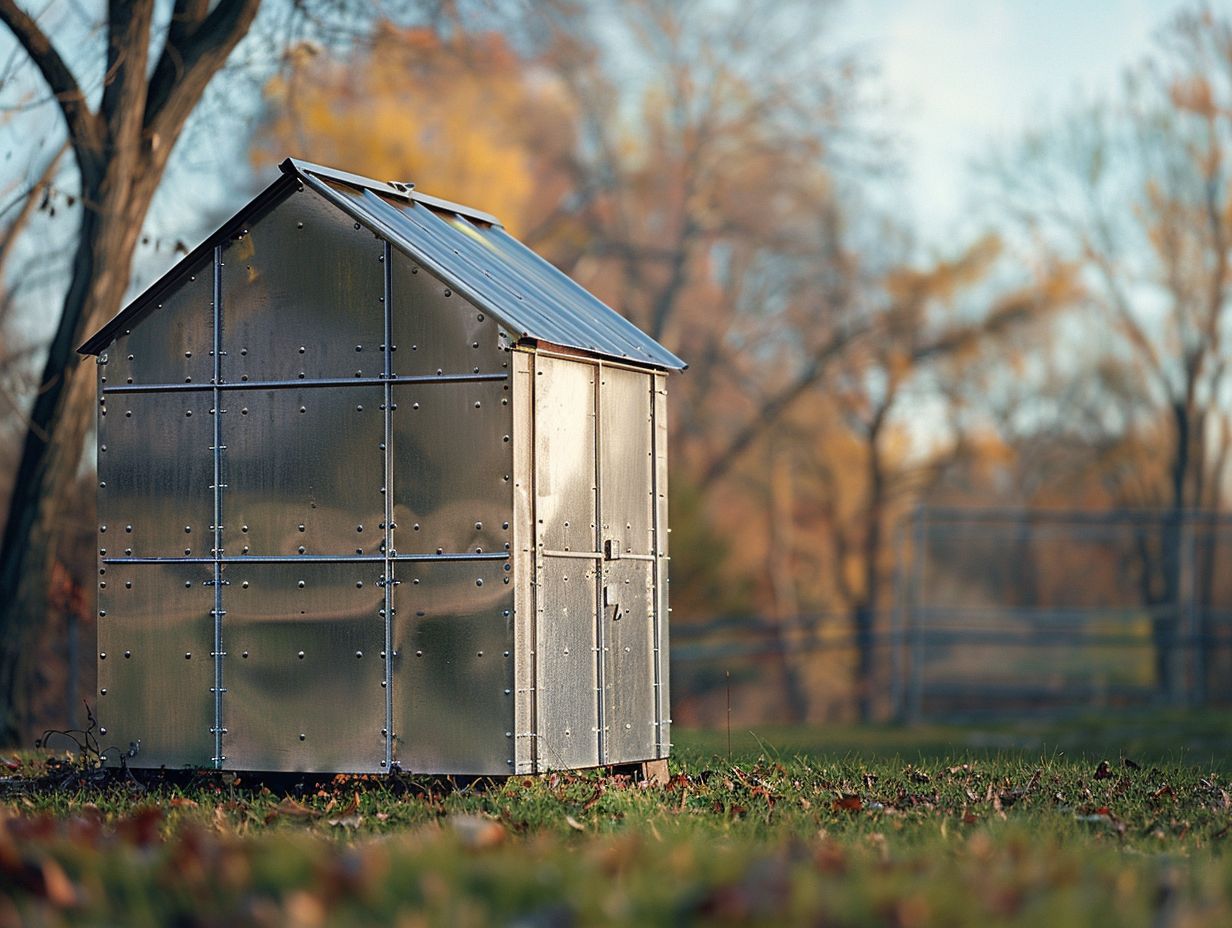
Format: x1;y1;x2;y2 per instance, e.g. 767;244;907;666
383;238;394;772
594;361;606;765
650;374;662;757
212;243;224;769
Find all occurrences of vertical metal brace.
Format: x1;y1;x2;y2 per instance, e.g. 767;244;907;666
527;351;540;772
211;244;224;768
593;362;606;764
382;239;394;770
649;374;664;757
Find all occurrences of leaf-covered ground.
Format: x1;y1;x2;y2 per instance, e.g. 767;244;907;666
2;713;1231;926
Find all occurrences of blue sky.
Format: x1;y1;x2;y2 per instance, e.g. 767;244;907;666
838;0;1205;241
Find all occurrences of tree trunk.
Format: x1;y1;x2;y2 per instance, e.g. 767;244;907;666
0;175;146;745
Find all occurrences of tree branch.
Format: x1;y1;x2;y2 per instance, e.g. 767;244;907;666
0;0;104;180
143;0;260;151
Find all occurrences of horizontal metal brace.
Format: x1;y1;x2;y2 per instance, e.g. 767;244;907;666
102;372;509;395
543;550;602;559
105;551;510;565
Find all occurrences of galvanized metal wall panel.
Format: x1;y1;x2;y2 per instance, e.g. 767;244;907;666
601;559;656;761
220;189;384;383
511;350;536;773
98;391;213;557
535;560;600;770
600;366;654;555
224;388;384;556
653;375;671;757
97;562;215;767
390;560;513;774
391;379;512;556
535;357;596;553
222;563;386;772
390;251;508;376
104;256;213;386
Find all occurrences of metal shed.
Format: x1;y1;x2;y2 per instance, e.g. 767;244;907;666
79;158;685;776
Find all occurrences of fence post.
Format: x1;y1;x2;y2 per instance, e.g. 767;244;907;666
908;506;927;723
890;520;906;721
1181;515;1201;707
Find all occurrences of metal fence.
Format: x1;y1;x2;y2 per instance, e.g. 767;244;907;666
670;508;1232;724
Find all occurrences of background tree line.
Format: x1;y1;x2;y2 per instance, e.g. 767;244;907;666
0;0;1228;740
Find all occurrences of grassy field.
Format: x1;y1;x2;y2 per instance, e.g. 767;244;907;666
2;712;1230;926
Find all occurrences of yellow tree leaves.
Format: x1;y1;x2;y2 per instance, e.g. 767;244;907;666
253;24;576;239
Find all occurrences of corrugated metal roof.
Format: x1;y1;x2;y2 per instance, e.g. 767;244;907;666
295;162;685;371
81;159;686;371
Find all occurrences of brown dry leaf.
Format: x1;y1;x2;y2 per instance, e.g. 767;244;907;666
341;792;361;816
832;796;863;812
0;757;19;772
40;859;77;908
1152;784;1176;800
274;798;318;819
169;798;198;809
327;814;363;830
449;814;505;850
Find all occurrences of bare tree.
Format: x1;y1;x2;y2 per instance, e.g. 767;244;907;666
0;0;261;745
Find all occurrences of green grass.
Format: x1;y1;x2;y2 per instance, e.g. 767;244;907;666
2;712;1231;925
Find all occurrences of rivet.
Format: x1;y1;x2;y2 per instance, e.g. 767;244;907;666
356;404;364;411
99;524;108;533
99;651;107;660
185;525;192;533
297;580;305;588
100;688;107;695
242;581;249;588
124;581;132;589
477;651;484;657
298;650;305;659
300;406;306;414
443;288;451;297
415;650;423;657
185;652;192;660
355;651;363;659
502;522;509;530
242;651;249;658
99;728;107;735
299;733;306;741
475;522;483;530
356;581;364;588
297;222;304;229
99;609;106;617
124;650;131;658
298;524;305;532
356;525;364;532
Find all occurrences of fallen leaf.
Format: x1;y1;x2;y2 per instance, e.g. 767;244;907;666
449;814;505;850
169;798;198;808
327;814;362;830
40;859;76;908
832;796;863;812
565;815;585;832
273;798;317;819
0;757;19;772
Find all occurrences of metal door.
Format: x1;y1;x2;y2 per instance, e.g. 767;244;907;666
533;355;659;768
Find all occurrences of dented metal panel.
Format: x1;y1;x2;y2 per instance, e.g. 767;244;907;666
105;256;213;387
222;563;386;772
98;391;214;558
97;562;215;768
224;387;384;557
602;558;656;761
390;560;514;774
535;358;596;553
390;250;508;377
220;189;384;384
391;379;512;557
600;366;654;556
535;560;600;770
